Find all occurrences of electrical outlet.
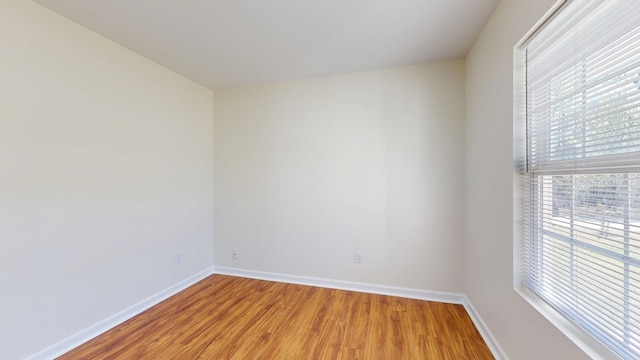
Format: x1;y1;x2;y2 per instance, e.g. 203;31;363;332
232;249;238;260
354;251;363;264
175;252;182;265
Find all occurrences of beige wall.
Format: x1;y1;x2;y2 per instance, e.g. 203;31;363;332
0;1;214;359
213;61;465;292
464;0;590;358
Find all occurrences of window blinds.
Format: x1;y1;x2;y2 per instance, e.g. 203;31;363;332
522;0;640;358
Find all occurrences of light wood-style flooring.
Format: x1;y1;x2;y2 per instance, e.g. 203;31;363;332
57;275;493;359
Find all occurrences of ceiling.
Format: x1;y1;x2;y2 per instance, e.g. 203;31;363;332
35;0;500;90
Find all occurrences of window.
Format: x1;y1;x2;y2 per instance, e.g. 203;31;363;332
519;0;640;358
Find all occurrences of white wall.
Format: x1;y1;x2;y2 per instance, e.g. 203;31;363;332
213;62;465;292
464;0;590;359
2;0;598;358
0;2;214;359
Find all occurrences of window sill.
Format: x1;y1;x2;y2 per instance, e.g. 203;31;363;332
515;283;623;360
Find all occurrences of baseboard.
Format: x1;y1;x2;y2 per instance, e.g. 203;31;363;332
214;266;465;305
462;295;509;360
25;266;215;360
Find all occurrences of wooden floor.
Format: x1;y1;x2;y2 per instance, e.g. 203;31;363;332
58;275;493;359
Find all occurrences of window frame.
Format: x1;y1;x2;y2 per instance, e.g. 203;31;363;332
513;1;638;359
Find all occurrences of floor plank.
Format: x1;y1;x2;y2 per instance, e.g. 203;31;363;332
57;275;494;359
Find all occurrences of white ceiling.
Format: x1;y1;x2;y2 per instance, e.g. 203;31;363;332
35;0;499;90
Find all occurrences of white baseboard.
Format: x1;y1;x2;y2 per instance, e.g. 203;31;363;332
25;266;215;360
213;266;465;304
462;295;509;360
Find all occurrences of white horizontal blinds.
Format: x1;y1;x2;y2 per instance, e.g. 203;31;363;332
523;0;640;359
527;0;640;174
523;175;640;358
